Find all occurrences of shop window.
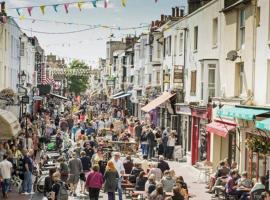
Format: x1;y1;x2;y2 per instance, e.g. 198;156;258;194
238;9;245;49
194;26;198;51
190;70;197;96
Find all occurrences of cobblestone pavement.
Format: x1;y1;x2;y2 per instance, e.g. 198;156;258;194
8;160;211;200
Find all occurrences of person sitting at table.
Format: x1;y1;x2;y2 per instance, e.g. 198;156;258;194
226;170;248;200
149;163;162;182
123;155;133;174
141;155;149;173
149;183;166;200
175;176;188;192
135;171;148;191
261;191;270;200
129;162;144;184
251;176;266;193
145;174;156;194
175;180;189;200
237;171;253;190
161;170;175;192
157;155;170;173
167;186;185;200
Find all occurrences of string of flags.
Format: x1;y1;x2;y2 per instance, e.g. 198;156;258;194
8;0;160;16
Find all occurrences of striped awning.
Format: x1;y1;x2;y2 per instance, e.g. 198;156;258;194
256;118;270;132
217;107;269;121
113;93;131;99
206;121;236;138
141;92;176;113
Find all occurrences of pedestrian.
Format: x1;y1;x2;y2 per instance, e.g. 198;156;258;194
44;168;56;199
68;152;83;197
50;171;69;200
104;160;119;200
140;129;148;156
162;127;169;158
111;152;125;200
147;127;156;159
22;149;34;195
85;164;103;200
79;151;90;194
58;157;68;182
167;131;176;160
0;154;13;199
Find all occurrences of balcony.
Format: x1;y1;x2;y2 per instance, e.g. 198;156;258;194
223;0;250;11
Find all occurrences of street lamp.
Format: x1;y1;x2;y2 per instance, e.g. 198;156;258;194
20;71;27;84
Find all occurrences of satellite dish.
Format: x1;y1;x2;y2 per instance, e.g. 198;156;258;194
226;50;239;61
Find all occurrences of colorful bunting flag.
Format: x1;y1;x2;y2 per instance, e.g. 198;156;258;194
27;7;33;16
92;0;97;8
155;0;158;3
104;0;109;8
40;5;45;15
77;2;84;11
64;3;69;14
121;0;126;7
19;15;25;21
53;4;59;12
16;8;21;16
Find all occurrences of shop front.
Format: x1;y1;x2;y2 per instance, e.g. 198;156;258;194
190;105;212;165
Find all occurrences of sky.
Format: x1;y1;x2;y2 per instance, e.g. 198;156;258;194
6;0;187;66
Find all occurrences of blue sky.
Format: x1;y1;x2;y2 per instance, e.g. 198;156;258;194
6;0;187;66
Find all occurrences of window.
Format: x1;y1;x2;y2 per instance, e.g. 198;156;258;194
148;74;152;83
201;64;204;100
157;42;161;59
137;90;142;97
194;26;198;51
238;9;245;49
190;70;197;96
156;71;160;84
235;63;245;96
212;18;218;47
20;42;25;56
208;64;216;98
165;36;172;56
149;46;153;62
256;7;260;27
130;75;134;83
174;35;177;56
163;38;166;58
179;32;183;54
267;60;270;103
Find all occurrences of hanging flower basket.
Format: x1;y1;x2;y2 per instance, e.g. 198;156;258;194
246;135;270;154
0;88;15;99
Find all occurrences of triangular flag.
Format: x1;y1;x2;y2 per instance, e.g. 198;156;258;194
104;0;109;8
155;0;158;2
16;8;21;16
77;2;84;11
64;3;69;14
40;5;45;15
92;0;97;8
19;15;25;21
121;0;126;7
53;4;59;12
27;7;33;16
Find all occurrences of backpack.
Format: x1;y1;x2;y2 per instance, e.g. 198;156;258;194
57;182;68;200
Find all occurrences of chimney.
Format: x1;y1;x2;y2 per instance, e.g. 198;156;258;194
180;9;185;17
1;2;6;14
161;14;165;22
176;7;180;17
172;7;176;18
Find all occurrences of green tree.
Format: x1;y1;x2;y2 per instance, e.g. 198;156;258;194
67;60;89;95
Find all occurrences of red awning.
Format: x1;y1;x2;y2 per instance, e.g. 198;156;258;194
141;92;176;113
206;121;236;138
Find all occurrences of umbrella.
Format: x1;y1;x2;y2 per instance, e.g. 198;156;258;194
0;109;20;140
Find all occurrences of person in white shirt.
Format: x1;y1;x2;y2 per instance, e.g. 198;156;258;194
111;152;124;200
167;131;176;160
0;154;13;199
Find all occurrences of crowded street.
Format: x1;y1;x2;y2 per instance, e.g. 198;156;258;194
1;0;270;200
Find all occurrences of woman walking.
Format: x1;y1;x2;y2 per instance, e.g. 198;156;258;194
85;165;103;200
104;160;119;200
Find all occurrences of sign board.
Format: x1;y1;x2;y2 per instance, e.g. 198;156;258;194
175;104;191;115
35;53;42;84
174;145;182;159
174;66;183;83
21;95;29;104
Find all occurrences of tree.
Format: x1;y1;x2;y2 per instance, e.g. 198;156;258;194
67;60;89;95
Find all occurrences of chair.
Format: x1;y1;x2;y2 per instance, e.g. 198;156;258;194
250;189;266;200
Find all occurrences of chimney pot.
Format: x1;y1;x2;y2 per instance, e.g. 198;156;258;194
172;7;176;18
176;7;180;17
161;14;165;22
180;9;184;17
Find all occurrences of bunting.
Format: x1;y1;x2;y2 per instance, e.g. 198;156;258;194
16;8;21;16
77;2;84;11
53;4;59;12
121;0;126;7
64;3;69;14
27;7;33;16
155;0;158;3
104;0;109;8
92;0;97;8
40;5;45;15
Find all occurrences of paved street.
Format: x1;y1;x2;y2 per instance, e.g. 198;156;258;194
9;161;211;200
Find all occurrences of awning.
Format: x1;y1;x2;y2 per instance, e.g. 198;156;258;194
50;93;68;101
206;121;236;138
113;93;131;99
110;91;125;98
217;107;269;120
141;92;176;113
0;109;20;140
256;118;270;132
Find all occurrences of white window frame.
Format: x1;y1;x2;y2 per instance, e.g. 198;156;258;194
208;64;217;98
238;9;245;49
194;26;198;51
179;32;183;55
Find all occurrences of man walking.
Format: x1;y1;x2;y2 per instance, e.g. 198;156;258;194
0;154;13;199
111;152;125;200
22;149;34;195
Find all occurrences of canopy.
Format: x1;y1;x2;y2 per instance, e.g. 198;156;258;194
0;109;20;140
206;121;236;138
256;118;270;132
50;93;68;101
110;91;125;98
113;93;131;99
217;107;269;120
141;92;176;113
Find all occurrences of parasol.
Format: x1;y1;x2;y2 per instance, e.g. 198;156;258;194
0;109;20;140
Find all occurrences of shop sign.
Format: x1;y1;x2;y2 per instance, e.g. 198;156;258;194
174;66;183;84
21;95;29;104
175;103;191;115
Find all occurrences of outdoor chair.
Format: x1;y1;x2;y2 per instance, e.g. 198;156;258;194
250;189;266;200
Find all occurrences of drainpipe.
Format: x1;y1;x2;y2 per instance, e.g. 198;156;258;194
252;0;257;99
183;28;188;102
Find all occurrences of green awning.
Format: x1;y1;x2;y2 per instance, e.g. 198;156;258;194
217;107;269;120
256;118;270;131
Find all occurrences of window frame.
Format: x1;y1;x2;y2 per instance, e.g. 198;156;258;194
179;32;183;55
212;18;218;47
238;9;245;49
190;70;197;96
194;26;198;51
